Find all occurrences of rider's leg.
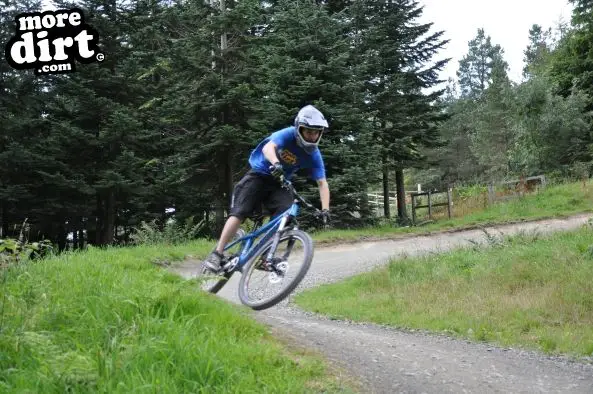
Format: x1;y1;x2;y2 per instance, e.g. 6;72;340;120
203;215;242;271
203;171;263;271
265;181;294;219
214;215;242;254
254;183;294;271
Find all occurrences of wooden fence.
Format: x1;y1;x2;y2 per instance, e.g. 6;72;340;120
487;175;546;204
367;175;546;225
410;189;452;224
367;188;453;225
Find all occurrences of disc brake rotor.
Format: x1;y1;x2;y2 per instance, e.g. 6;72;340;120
268;261;289;284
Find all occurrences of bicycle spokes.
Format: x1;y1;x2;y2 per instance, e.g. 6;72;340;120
240;230;313;309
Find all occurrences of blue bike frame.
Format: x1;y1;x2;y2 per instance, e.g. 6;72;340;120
222;201;300;270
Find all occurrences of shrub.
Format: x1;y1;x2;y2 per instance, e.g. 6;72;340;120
130;216;205;245
0;237;53;267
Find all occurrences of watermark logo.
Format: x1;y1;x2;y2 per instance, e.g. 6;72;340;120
4;8;103;75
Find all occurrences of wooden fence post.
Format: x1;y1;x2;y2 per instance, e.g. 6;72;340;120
427;191;432;220
447;187;452;218
411;194;416;224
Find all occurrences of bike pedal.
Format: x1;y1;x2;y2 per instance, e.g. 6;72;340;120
223;256;239;272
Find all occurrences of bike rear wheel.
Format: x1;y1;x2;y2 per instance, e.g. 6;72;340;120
197;263;232;294
238;229;313;310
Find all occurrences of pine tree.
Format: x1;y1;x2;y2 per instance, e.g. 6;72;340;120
547;0;593;167
250;0;378;227
457;28;506;98
42;0;163;246
0;0;51;239
522;24;553;80
470;64;517;180
139;0;268;235
352;0;449;220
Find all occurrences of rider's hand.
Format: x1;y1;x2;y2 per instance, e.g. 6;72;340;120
318;209;331;224
269;162;284;181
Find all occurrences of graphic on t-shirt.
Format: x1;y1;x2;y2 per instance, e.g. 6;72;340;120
279;149;297;165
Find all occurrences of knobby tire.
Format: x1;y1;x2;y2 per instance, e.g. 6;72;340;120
238;229;314;310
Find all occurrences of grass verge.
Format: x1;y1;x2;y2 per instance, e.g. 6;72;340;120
311;180;593;245
294;223;593;358
0;241;355;393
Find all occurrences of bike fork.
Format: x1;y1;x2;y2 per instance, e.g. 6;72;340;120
266;215;289;261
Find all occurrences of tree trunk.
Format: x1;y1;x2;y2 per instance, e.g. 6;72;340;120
95;194;103;245
215;149;228;235
213;147;234;234
57;220;67;252
0;201;5;238
73;228;78;250
382;153;390;218
395;168;407;220
215;201;225;236
225;148;234;215
78;229;85;249
103;188;116;245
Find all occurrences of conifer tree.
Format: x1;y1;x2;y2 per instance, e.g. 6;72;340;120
0;0;52;239
456;28;507;99
352;0;449;220
252;0;377;227
44;0;161;245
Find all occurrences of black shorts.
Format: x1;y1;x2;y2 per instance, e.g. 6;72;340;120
229;170;294;220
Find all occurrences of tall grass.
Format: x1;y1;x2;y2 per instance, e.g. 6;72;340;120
295;224;593;358
0;242;352;393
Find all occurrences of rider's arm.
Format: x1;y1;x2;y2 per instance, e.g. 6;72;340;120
262;141;281;165
310;150;329;210
317;178;330;210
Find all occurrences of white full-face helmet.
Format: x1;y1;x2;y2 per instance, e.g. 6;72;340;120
293;105;329;154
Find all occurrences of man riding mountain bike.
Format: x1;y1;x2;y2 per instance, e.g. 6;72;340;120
203;104;331;272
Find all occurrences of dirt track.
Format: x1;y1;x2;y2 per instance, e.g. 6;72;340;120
172;213;593;393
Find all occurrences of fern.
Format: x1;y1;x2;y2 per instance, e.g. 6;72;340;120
130;216;205;245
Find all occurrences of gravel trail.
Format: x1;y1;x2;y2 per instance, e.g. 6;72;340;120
172;213;593;393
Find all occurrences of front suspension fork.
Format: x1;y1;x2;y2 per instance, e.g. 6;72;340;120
266;215;288;261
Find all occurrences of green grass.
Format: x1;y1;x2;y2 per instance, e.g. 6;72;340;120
312;180;593;244
0;241;354;393
3;180;589;392
295;223;593;358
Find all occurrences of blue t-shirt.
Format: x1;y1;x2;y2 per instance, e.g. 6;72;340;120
249;126;326;181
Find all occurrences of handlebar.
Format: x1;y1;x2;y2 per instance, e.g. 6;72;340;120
280;177;328;226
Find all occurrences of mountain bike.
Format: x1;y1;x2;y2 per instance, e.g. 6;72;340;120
197;178;327;310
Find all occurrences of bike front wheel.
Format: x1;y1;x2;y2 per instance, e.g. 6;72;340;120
238;229;314;310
